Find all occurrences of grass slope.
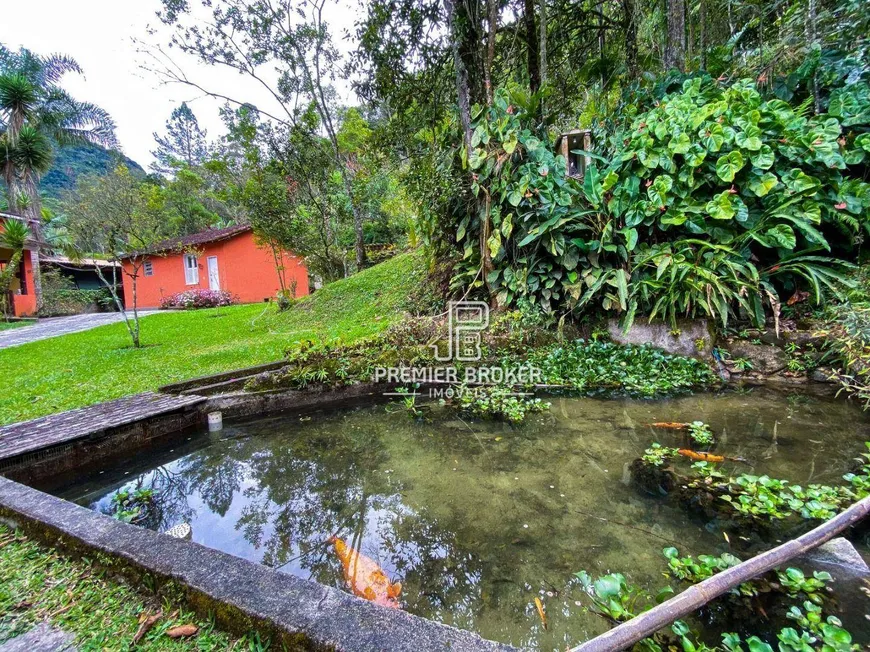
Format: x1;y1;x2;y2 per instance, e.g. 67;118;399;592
0;252;424;425
0;526;263;649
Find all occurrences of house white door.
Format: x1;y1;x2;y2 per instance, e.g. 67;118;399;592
207;256;220;290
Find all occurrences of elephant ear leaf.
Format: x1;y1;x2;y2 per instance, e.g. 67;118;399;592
715;151;745;182
748;172;779;197
706;191;736;220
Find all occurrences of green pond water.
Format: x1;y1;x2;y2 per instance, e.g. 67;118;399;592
42;388;870;650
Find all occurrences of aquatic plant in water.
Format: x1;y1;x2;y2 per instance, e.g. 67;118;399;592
637;441;870;525
386;385;427;420
109;488;155;524
642;443;678;467
687;421;715;446
575;548;858;652
454;383;550;423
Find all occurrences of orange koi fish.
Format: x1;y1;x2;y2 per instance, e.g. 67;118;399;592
328;536;402;608
678;449;725;463
677;449;749;463
534;597;548;629
651;422;689;430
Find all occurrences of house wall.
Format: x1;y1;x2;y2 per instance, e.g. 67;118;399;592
0;249;37;317
121;231;309;309
12;252;37;316
1;216;37;317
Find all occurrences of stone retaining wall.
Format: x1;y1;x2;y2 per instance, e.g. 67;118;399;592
0;477;515;652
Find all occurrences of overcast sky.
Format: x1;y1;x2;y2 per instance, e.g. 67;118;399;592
0;0;361;170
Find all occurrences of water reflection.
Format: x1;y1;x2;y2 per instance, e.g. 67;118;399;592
48;388;870;650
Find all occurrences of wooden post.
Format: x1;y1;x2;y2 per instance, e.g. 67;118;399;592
570;496;870;652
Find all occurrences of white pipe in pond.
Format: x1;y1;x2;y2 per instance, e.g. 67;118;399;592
207;411;223;432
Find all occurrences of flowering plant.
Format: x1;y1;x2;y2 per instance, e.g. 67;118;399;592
160;289;238;309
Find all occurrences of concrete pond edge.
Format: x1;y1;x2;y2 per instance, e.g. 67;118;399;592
0;476;516;652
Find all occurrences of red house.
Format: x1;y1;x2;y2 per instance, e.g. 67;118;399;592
120;225;309;309
0;212;39;317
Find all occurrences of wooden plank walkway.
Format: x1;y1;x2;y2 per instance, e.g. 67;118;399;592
0;392;207;462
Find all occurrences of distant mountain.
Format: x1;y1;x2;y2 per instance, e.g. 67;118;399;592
40;143;146;199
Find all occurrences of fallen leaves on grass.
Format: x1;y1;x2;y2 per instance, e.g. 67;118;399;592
132;611;162;645
166;624;199;638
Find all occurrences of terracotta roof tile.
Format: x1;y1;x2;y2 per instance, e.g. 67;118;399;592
127;225;251;257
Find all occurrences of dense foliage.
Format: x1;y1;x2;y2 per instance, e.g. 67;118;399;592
452;79;869;327
40;143;144;200
38;268;113;317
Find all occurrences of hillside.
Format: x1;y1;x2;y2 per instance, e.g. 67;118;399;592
0;250;425;425
40;143;146;199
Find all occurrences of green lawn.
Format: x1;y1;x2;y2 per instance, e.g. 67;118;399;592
0;252;424;425
0;525;264;649
0;321;32;332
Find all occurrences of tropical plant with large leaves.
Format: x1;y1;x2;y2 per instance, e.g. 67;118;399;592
453;77;869;329
456;86;593;309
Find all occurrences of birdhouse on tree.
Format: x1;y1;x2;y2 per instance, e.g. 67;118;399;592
555;129;593;179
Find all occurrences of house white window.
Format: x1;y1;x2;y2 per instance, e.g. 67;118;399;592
183;254;199;285
143;260;154;277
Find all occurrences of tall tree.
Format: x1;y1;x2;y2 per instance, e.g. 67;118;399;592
152;0;372;270
64;165;168;348
524;0;541;93
150;102;209;175
0;46;116;310
623;0;639;78
664;0;686;71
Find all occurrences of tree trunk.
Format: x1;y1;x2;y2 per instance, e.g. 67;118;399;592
807;0;820;113
664;0;686;71
699;0;707;70
21;175;44;312
444;0;475;151
624;0;639;79
485;0;498;104
570;495;870;652
93;259;138;348
130;267;141;348
29;249;43;313
524;0;541;93
539;0;548;86
598;5;605;87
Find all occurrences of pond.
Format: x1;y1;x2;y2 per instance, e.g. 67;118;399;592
38;388;870;650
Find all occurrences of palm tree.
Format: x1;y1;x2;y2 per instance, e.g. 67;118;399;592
0;46;117;309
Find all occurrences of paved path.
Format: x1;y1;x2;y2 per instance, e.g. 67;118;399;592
0;312;162;350
0;623;77;652
0;392;206;463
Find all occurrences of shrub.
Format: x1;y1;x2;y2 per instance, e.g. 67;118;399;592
451;79;870;328
39;268;115;317
159;288;237;309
